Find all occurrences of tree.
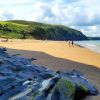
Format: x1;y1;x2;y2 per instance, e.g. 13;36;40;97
21;30;26;39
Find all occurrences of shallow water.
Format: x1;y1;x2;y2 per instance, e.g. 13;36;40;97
75;40;100;53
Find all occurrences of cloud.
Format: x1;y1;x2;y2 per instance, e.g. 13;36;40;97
30;0;100;26
31;1;55;23
71;25;100;37
1;0;100;26
0;0;34;7
0;11;14;21
2;11;14;20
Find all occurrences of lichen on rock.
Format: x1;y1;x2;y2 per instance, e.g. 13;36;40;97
50;78;75;100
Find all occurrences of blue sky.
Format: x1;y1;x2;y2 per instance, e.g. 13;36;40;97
0;0;100;37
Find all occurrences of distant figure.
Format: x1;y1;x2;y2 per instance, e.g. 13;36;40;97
71;40;74;47
6;38;8;42
68;41;71;47
1;38;8;42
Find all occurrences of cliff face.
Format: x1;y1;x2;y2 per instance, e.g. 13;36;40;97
44;26;88;40
0;20;88;40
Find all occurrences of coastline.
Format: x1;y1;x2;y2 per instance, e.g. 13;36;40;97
0;39;100;100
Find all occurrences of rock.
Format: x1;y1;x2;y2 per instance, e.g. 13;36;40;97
0;59;5;64
0;48;7;52
31;76;59;100
65;70;99;95
58;70;99;99
0;48;98;100
49;78;75;100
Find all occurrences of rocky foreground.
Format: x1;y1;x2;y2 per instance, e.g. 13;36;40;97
0;48;99;100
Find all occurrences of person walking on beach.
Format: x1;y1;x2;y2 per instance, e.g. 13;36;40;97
71;40;74;47
68;40;74;47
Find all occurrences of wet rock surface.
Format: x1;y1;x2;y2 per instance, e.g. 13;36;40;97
0;48;98;100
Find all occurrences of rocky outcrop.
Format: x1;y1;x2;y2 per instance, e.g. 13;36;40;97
0;48;98;100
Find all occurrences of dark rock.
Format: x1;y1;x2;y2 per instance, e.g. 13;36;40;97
0;48;7;52
66;70;99;95
0;48;98;100
30;58;37;61
0;59;5;64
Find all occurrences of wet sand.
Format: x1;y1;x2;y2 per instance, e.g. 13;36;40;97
0;39;100;100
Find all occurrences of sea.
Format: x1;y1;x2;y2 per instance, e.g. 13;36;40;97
75;40;100;53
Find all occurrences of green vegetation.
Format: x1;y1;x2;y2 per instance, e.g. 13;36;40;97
0;20;88;40
32;91;40;100
53;78;75;100
80;83;88;94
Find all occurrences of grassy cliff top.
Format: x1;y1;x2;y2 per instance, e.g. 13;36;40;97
0;20;88;40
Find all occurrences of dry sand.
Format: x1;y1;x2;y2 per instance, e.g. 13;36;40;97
0;39;100;100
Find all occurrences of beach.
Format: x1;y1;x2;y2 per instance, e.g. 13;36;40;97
0;39;100;100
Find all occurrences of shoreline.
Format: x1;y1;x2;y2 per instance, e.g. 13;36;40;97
74;40;100;53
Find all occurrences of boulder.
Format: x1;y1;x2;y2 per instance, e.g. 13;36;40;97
49;78;75;100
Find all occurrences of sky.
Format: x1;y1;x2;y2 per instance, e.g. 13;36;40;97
0;0;100;37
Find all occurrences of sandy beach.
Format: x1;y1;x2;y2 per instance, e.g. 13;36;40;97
0;39;100;100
